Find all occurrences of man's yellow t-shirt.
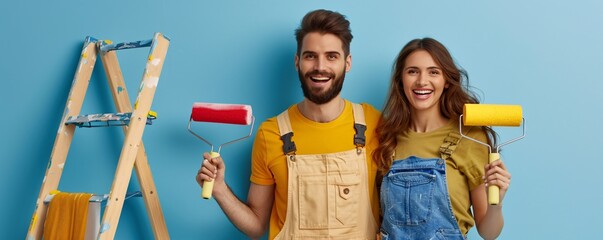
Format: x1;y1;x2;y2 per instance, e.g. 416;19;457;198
250;100;381;239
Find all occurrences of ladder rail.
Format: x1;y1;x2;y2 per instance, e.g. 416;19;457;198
26;37;99;240
99;32;170;239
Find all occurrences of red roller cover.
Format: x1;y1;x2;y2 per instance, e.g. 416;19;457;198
191;102;253;125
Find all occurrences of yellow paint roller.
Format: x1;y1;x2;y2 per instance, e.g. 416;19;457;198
460;104;525;205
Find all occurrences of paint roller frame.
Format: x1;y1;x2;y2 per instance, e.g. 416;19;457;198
187;104;255;199
459;104;525;205
187;116;255;154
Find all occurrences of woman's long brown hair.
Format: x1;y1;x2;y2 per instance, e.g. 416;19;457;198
373;38;497;173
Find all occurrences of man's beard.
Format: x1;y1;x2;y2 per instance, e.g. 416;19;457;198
298;68;345;105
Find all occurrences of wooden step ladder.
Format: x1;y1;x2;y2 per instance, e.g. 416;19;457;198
27;33;170;240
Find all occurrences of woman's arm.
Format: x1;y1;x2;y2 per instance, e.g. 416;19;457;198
471;160;511;240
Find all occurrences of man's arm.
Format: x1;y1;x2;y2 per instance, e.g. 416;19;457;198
214;183;274;239
196;153;274;239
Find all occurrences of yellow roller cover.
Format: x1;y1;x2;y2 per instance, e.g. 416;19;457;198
463;104;523;126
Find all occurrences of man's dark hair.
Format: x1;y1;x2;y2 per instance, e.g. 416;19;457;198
295;9;353;56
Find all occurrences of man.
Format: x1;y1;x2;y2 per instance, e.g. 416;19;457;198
196;9;380;239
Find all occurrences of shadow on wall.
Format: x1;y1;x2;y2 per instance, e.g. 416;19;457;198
19;41;88;235
253;35;300;120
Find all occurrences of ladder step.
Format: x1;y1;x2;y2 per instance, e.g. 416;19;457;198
65;112;156;128
100;39;152;53
44;191;142;204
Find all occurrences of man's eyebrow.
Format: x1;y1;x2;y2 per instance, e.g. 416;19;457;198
301;51;342;55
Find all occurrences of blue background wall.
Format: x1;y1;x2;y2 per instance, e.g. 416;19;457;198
1;1;602;239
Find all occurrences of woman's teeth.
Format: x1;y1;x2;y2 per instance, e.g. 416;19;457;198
413;89;433;95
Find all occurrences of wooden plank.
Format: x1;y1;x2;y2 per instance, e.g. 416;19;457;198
26;38;98;240
100;33;170;239
98;33;170;239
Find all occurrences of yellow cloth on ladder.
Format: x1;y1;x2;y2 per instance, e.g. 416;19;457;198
43;192;93;240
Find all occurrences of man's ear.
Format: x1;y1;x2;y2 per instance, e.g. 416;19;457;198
294;54;299;71
345;54;352;72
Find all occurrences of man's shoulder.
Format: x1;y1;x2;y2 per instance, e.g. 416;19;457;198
256;104;295;133
258;115;278;130
359;102;380;115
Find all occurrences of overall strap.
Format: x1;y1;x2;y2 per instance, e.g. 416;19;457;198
276;103;367;156
439;130;462;160
276;110;296;156
351;103;367;149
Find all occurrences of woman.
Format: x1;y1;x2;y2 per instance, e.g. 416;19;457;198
374;38;510;240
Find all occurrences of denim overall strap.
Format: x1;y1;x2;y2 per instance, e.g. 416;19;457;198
439;131;462;160
274;104;377;239
380;130;466;240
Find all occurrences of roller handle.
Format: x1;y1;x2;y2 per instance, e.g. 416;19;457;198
202;151;220;199
488;153;500;205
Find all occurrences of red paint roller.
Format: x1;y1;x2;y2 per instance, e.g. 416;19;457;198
188;102;255;199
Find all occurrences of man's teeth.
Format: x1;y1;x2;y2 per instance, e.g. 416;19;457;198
311;76;330;81
413;90;433;95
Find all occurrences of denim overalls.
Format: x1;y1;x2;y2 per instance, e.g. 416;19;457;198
274;103;378;239
380;131;465;240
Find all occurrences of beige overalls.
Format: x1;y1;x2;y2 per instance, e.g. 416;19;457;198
274;103;378;240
